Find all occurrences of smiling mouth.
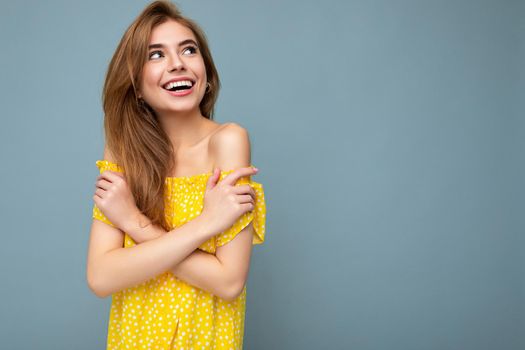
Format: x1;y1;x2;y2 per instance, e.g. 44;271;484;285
162;80;195;92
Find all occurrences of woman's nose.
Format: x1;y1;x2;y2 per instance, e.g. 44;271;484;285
167;54;185;72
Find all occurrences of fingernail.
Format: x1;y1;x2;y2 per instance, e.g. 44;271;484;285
253;167;259;171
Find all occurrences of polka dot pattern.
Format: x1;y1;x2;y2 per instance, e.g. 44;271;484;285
92;160;266;349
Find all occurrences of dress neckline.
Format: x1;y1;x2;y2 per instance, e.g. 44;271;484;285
95;159;254;182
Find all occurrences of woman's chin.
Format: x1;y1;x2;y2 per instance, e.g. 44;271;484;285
156;103;201;115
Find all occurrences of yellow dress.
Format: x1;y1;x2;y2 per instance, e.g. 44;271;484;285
92;160;266;350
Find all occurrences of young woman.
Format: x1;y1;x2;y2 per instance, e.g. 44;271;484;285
86;1;267;349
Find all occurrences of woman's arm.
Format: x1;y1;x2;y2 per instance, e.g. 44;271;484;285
87;213;216;298
126;220;255;301
172;223;255;301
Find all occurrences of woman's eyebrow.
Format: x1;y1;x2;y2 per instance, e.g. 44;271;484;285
148;39;198;50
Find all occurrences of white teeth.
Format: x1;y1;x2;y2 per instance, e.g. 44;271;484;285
163;80;193;90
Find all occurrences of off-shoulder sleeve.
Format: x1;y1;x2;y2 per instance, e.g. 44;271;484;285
92;160;124;227
215;175;266;247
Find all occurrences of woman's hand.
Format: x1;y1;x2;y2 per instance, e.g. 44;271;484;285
93;171;145;234
200;166;259;235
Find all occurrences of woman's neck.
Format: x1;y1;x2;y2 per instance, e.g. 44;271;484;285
158;109;211;150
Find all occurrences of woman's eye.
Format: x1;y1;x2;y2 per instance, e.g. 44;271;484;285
148;46;197;60
149;50;163;59
182;46;198;55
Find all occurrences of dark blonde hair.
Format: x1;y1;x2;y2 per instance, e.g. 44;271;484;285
102;0;220;230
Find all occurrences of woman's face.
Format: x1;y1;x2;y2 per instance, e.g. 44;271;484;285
140;19;207;116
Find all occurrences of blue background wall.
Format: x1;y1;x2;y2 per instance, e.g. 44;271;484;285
0;0;523;349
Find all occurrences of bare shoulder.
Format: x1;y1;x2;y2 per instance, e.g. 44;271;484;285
210;122;250;147
210;122;252;170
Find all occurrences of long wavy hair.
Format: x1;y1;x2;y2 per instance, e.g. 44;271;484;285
102;0;220;231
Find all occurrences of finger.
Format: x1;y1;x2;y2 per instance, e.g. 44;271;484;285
240;202;255;213
237;194;255;204
99;171;125;183
94;188;106;198
232;184;256;200
95;179;112;190
206;168;220;190
220;166;258;186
